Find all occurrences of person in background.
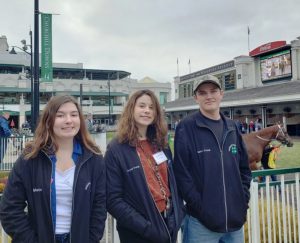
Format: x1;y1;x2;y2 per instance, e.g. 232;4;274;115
174;120;179;131
173;74;252;243
0;95;106;243
85;113;94;133
22;120;30;129
261;143;281;182
235;119;243;134
255;118;262;131
105;89;185;243
0;111;11;163
249;120;254;133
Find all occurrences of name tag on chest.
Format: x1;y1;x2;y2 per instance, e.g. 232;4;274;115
152;151;168;165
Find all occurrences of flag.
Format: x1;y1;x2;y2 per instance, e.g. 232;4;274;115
247;26;250;35
41;13;53;82
188;59;190;65
177;58;178;64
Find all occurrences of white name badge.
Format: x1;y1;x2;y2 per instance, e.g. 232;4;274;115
152;151;168;165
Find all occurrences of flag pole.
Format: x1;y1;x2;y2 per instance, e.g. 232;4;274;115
177;58;179;77
188;58;191;74
247;26;250;53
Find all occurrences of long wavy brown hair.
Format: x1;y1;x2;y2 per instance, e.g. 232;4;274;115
24;95;101;159
117;89;168;148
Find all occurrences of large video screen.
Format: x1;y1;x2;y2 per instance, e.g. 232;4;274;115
260;50;292;81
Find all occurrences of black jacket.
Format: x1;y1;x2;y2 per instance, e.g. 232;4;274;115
105;139;185;243
0;147;106;243
174;111;252;233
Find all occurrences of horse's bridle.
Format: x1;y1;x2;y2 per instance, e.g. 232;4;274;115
255;125;287;143
275;124;286;140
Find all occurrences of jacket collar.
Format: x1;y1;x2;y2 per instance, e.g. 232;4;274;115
194;110;235;131
47;139;85;165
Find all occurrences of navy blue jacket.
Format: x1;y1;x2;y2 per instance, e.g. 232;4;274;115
0;146;106;243
174;111;252;233
105;139;185;243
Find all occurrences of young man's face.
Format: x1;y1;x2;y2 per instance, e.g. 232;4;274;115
194;82;224;115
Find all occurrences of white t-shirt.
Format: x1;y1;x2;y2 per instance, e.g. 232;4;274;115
55;166;75;234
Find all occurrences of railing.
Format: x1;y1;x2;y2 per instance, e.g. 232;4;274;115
0;133;107;170
247;168;300;243
0;136;33;171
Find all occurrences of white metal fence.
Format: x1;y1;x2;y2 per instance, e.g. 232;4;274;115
0;136;33;171
0;133;107;170
247;168;300;243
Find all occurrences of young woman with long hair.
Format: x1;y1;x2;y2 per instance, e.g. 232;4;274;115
105;89;185;243
0;95;106;243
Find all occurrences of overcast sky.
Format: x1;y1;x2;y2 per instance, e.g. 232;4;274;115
1;0;300;82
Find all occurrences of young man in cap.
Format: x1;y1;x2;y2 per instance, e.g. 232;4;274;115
173;74;251;242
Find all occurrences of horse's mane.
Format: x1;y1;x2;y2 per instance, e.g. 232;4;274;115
243;125;277;139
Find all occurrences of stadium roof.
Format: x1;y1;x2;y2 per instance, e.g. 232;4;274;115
165;80;300;112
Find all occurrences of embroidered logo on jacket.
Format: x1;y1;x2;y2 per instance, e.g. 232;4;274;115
228;144;238;155
197;149;211;154
33;188;42;192
127;165;140;173
85;182;91;190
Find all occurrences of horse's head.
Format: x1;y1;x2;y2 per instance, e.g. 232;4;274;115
276;125;293;147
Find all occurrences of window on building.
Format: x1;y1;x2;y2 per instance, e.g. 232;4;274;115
179;81;194;98
224;73;235;90
159;92;168;105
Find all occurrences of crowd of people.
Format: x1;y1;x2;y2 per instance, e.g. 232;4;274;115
235;118;262;134
0;75;255;243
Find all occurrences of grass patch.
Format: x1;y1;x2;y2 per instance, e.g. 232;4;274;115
106;131;116;144
0;171;9;178
276;138;300;168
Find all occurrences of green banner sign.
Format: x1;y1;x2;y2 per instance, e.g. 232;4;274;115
41;13;53;82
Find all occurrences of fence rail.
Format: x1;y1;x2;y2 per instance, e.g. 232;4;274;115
0;136;33;171
247;168;300;243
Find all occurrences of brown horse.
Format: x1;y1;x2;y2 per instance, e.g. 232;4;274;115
242;124;293;170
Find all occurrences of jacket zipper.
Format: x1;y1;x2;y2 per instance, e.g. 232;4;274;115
137;150;172;243
201;125;232;232
43;152;56;243
69;156;89;243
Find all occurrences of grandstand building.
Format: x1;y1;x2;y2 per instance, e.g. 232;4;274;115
165;37;300;135
0;35;171;129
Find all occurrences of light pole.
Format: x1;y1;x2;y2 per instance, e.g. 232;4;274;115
33;0;40;132
9;30;34;131
80;83;83;107
107;74;111;125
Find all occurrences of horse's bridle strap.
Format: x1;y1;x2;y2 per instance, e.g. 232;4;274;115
256;135;272;142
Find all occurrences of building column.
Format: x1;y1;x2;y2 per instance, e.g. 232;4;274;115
19;93;26;130
229;107;234;120
261;105;267;128
291;38;300;81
